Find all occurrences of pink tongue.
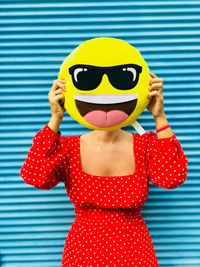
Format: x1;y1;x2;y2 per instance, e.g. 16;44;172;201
84;110;128;128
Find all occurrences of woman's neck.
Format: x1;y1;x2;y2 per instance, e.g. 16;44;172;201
90;128;124;143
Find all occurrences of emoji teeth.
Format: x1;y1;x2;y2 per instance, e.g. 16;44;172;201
74;94;138;104
75;97;138;118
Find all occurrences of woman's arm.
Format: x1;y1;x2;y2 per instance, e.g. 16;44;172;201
145;72;188;189
47;78;67;131
145;131;188;189
19;122;69;190
147;72;174;139
19;80;69;190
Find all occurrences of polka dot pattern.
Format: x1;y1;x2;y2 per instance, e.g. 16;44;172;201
20;124;188;267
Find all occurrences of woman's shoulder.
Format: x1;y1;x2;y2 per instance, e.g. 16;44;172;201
132;131;157;150
133;130;156;141
63;134;80;143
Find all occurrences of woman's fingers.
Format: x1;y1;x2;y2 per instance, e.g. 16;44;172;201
54;88;65;103
48;79;66;105
54;88;65;95
148;90;159;97
149;77;163;85
149;72;157;78
148;90;163;98
54;94;65;102
149;82;163;91
51;80;66;92
149;73;163;98
53;94;65;106
148;87;163;96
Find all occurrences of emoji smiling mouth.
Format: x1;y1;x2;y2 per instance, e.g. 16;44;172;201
75;94;138;128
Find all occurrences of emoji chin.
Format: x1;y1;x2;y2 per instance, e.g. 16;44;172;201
75;94;138;128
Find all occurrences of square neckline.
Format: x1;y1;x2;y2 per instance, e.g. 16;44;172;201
78;132;137;178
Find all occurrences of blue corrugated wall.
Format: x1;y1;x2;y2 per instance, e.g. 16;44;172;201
0;1;200;266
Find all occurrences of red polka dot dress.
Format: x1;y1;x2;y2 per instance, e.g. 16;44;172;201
20;124;188;267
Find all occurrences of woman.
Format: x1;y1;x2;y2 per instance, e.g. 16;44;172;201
20;73;188;267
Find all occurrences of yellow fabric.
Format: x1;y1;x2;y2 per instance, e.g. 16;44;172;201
58;37;151;131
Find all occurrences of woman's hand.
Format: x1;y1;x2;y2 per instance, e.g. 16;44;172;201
147;72;174;138
147;72;165;118
48;79;66;120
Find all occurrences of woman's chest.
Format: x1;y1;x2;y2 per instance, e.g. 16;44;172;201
66;135;149;209
80;144;135;177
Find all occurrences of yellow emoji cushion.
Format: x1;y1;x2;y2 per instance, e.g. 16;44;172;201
58;37;151;131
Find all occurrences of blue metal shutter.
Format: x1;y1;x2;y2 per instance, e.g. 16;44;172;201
0;1;199;266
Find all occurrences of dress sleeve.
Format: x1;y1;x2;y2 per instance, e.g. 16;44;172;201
145;131;188;189
19;124;70;190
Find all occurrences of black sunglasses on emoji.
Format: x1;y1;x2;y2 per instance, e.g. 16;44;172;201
69;64;142;91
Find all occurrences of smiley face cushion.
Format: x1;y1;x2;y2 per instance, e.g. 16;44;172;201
58;37;151;131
